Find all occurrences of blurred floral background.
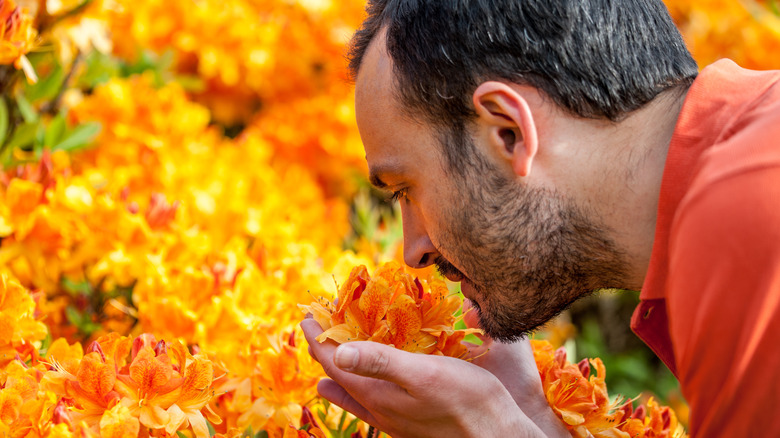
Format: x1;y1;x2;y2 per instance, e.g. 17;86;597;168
0;0;778;436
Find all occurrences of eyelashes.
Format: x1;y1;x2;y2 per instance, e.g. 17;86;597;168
388;187;409;203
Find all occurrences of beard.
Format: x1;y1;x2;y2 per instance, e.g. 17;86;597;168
434;128;630;342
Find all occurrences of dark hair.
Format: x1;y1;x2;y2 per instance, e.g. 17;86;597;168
348;0;698;163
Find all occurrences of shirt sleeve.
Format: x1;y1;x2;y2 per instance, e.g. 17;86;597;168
666;165;780;437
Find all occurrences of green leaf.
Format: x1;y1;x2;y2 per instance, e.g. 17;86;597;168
61;277;92;297
337;411;347;432
174;75;206;92
0;96;8;146
26;63;65;103
316;406;329;425
7;121;40;150
34;121;46;154
16;94;38;123
207;420;216;437
52;122;101;152
45;112;67;147
39;331;53;356
344;418;361;436
176;432;188;438
254;431;269;438
79;51;121;88
65;305;101;336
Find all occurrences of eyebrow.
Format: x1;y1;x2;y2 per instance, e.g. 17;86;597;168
368;162;404;190
369;170;387;189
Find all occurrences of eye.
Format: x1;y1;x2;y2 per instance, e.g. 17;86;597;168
388;187;409;204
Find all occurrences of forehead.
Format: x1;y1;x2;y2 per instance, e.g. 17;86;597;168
355;35;443;184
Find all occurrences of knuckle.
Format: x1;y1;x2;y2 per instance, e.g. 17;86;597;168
364;349;391;376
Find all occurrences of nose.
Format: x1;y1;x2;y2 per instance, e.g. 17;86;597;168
400;201;439;269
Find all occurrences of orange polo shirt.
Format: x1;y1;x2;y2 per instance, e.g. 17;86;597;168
631;59;780;437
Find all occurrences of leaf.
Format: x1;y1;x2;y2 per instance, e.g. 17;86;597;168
45;112;67;147
34;121;46;154
7;121;40;150
16;94;38;123
61;277;93;297
344;418;361;436
207;420;216;437
25;63;65;103
177;433;188;438
79;51;121;88
65;305;101;336
52;122;101;152
174;75;206;92
0;96;8;146
254;431;269;438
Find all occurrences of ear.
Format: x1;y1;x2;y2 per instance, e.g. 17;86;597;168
472;82;538;177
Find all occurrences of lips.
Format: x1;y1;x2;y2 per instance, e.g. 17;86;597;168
460;277;476;300
442;271;464;282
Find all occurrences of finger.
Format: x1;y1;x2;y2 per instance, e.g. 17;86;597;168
462;337;494;360
301;318;338;367
300;317;324;340
462;299;480;329
332;341;452;390
317;378;380;428
300;318;330;354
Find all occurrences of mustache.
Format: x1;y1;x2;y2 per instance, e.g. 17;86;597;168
433;255;465;280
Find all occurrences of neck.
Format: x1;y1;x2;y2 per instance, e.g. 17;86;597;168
594;88;689;289
539;87;690;290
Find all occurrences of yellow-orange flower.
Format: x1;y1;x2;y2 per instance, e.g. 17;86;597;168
0;0;37;82
42;333;221;438
99;403;139;438
302;262;480;357
211;330;322;433
0;274;48;365
531;340;686;438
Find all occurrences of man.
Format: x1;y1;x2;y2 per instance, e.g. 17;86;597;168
300;0;780;436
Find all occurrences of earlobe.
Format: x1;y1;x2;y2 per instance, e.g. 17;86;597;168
472;82;539;178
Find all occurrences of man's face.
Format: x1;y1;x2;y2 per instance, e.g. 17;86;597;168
356;40;629;342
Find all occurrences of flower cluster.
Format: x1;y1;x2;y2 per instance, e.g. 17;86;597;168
0;274;47;365
41;333;220;437
0;0;37;82
532;340;686;438
302;262;481;357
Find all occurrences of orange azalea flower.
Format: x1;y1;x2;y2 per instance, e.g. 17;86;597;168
614;397;686;438
531;339;686;438
0;274;48;366
0;0;37;82
302;262;480;357
99;403;139;438
42;333;221;438
211;330;322;433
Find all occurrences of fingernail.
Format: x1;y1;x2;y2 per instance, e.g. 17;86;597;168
334;345;358;371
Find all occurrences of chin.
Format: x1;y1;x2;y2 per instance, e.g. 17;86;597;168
473;294;555;343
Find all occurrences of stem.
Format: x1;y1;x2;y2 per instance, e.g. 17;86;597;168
41;51;82;115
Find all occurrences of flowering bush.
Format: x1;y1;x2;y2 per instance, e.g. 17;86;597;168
0;0;775;436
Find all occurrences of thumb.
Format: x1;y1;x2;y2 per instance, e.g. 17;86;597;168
333;341;427;386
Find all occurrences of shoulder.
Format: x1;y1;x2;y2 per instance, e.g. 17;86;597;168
665;165;780;436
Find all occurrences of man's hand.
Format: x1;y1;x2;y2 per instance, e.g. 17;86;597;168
463;302;570;437
301;317;568;438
